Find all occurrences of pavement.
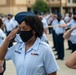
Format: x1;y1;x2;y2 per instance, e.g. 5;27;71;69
4;34;76;75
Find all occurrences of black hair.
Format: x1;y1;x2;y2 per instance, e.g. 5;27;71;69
7;14;13;18
24;16;44;38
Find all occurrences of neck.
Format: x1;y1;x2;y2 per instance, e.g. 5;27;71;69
25;35;36;51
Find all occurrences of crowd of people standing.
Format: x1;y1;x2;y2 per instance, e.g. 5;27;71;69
0;11;76;75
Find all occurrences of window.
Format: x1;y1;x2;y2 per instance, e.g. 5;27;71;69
68;0;70;3
73;0;76;3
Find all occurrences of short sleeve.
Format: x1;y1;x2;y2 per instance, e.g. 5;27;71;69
0;29;6;39
43;46;59;74
5;45;15;61
70;32;76;44
60;20;65;24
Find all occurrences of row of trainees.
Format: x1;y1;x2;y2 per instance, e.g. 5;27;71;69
1;11;71;44
45;12;76;60
0;13;76;46
50;12;76;69
43;11;76;70
0;11;76;75
34;11;76;54
0;12;49;48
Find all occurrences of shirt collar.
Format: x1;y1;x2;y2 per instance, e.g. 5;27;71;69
19;43;25;51
19;37;41;51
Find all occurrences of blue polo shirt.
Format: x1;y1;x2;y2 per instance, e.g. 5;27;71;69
52;19;58;30
55;20;65;35
70;29;76;44
67;20;76;44
5;38;59;75
67;19;76;28
0;29;6;46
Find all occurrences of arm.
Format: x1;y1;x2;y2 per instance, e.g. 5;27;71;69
65;51;76;69
0;28;19;60
44;46;59;75
44;28;48;35
63;26;76;40
48;72;56;75
58;24;68;28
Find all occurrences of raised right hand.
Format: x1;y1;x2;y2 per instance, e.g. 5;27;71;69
6;27;20;41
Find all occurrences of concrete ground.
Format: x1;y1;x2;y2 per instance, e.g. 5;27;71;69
4;34;76;75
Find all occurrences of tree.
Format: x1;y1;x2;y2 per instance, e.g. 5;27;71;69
32;0;49;13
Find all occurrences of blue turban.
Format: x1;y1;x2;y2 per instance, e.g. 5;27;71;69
15;12;35;24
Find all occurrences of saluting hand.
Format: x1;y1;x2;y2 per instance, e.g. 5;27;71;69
6;27;20;41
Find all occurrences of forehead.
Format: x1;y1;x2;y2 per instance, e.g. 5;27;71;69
19;21;32;29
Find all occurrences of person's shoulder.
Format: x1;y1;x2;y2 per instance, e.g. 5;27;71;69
35;38;51;51
15;42;23;46
39;41;51;49
69;19;74;23
10;42;23;49
39;41;53;54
